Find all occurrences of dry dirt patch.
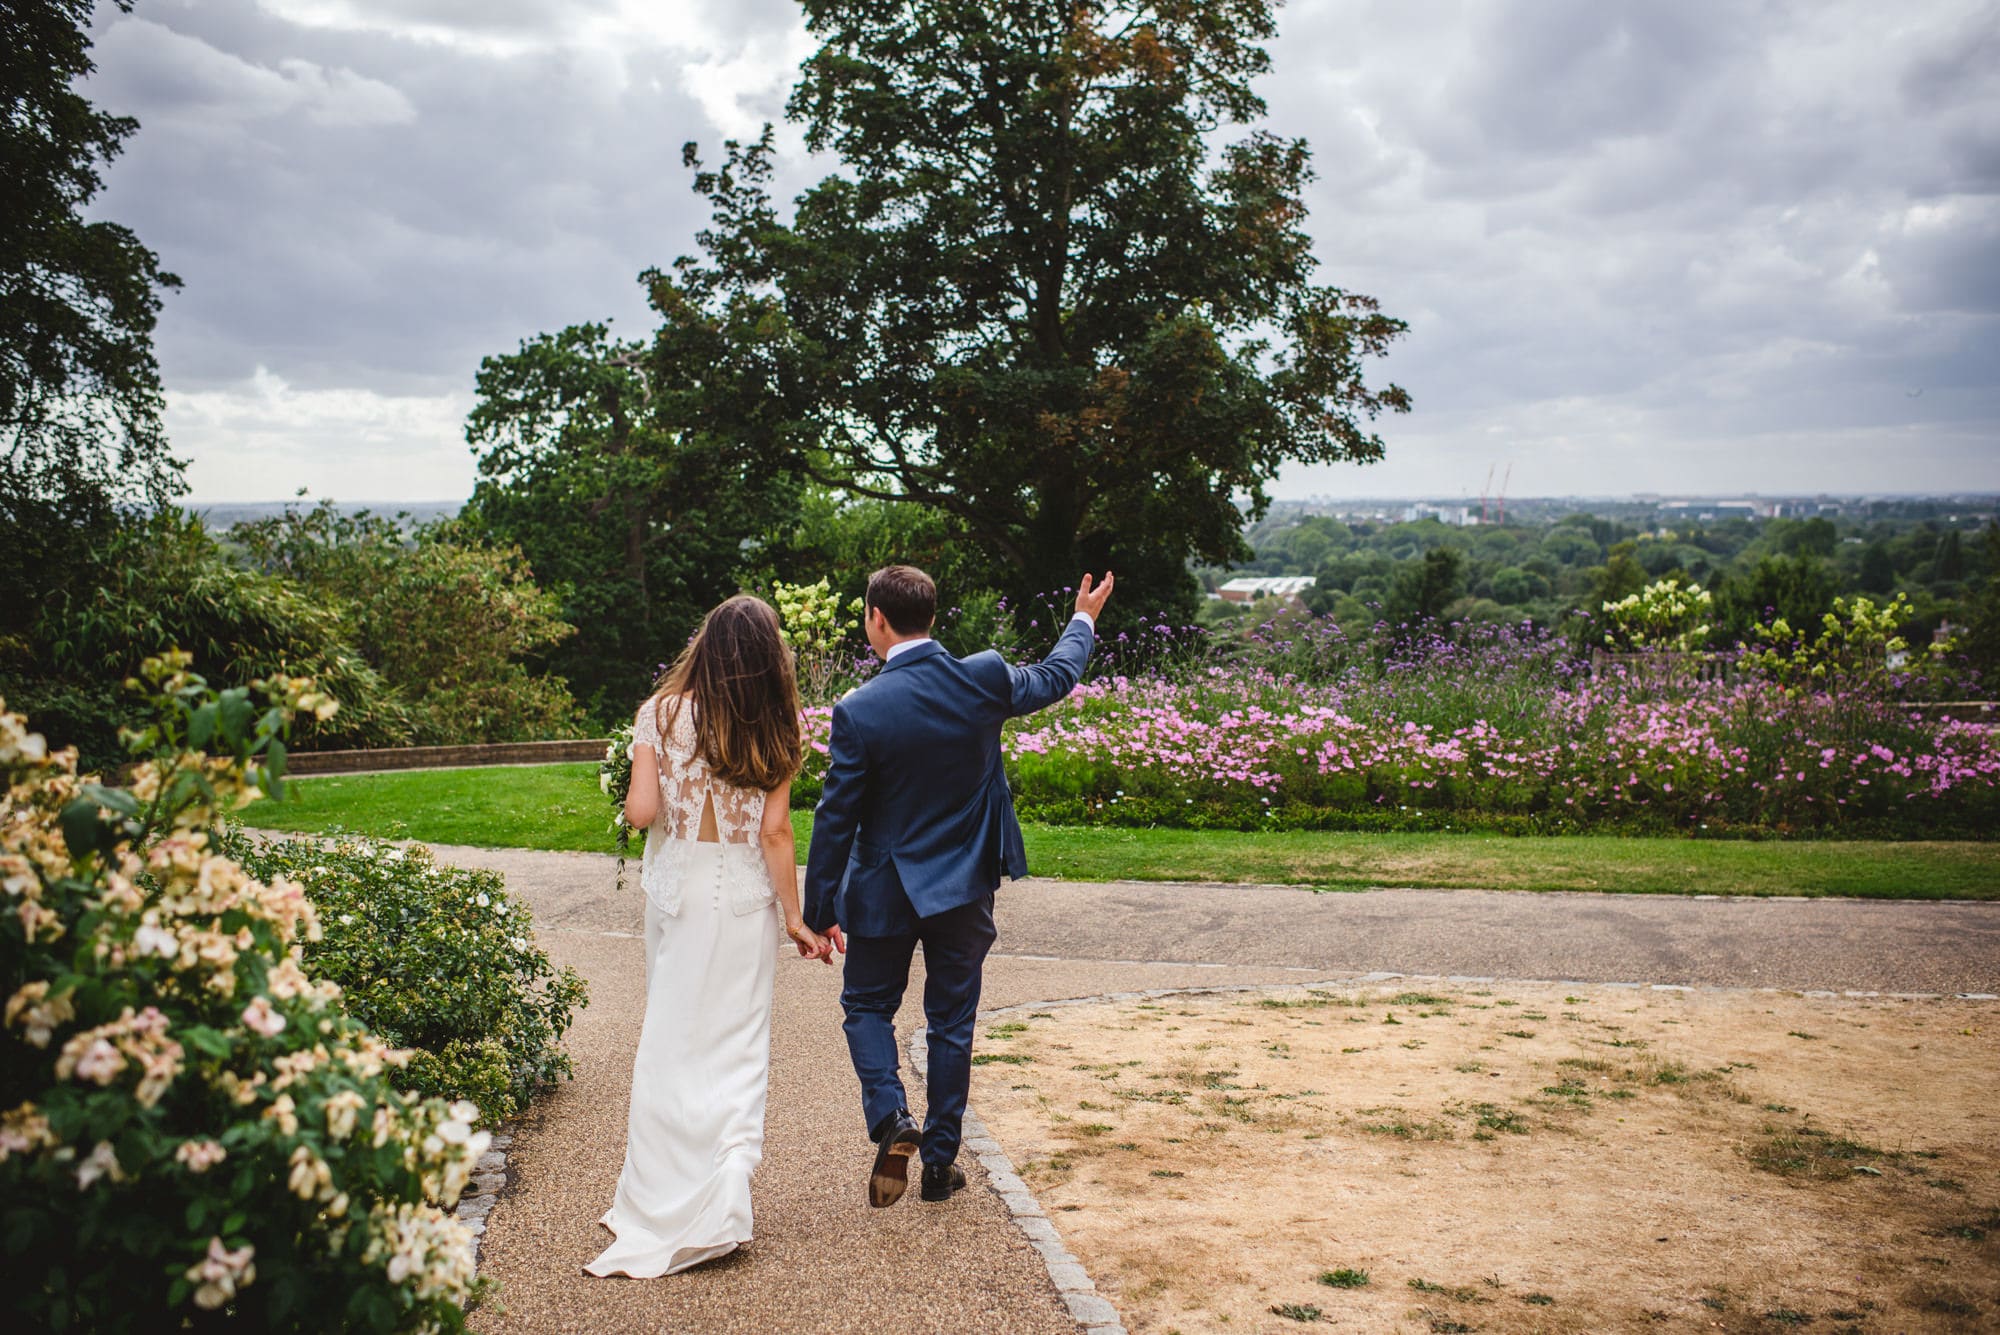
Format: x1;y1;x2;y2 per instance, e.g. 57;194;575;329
970;982;1998;1334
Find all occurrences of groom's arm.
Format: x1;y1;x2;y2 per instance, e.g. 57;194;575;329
1006;613;1095;717
801;699;866;934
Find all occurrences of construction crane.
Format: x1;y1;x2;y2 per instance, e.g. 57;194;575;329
1497;463;1512;526
1478;464;1495;525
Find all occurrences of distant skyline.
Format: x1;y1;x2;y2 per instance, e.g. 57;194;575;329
82;1;2000;505
182;489;2000;520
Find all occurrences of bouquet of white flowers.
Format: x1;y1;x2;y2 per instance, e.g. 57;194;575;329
600;719;638;855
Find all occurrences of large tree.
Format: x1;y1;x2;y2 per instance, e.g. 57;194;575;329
676;0;1409;616
462;302;802;718
1;0;182;656
1;0;181;513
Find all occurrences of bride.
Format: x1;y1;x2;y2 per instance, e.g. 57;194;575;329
586;594;834;1278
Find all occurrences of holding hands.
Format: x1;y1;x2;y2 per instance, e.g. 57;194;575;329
786;917;838;964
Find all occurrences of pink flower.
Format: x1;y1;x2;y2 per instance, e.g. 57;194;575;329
241;995;287;1038
72;1038;124;1086
176;1139;227;1173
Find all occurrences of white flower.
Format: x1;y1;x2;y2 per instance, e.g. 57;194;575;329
133;924;177;957
241;995;287;1038
363;1201;477;1302
0;1105;54;1162
324;1090;366;1141
75;1140;123;1190
288;1145;328;1199
474;892;490;908
5;981;74;1048
265;957;312;1001
265;1093;299;1136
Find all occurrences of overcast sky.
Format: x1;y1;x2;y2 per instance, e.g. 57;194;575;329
83;0;2000;504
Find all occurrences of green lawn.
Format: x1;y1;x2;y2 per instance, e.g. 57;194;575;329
236;763;2000;901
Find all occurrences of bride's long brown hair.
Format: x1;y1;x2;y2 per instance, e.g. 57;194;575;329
650;595;803;791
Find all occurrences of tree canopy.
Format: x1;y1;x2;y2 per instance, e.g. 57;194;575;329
461;307;801;715
671;0;1408;616
1;0;182;515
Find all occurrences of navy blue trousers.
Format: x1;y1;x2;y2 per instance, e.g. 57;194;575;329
839;893;997;1168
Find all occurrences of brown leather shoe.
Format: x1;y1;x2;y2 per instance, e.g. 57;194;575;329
868;1111;921;1208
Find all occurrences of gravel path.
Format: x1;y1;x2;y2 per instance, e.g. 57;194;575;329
436;844;2000;1333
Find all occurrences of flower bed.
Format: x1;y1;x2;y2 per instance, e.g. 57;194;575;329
791;622;1999;837
999;671;1997;834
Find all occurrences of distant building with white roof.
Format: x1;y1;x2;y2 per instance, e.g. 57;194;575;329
1403;502;1476;527
1216;575;1317;604
1657;498;1775;520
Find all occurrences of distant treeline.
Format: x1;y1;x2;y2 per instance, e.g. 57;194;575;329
1205;504;1996;648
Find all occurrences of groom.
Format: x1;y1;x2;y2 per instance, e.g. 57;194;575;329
803;564;1113;1207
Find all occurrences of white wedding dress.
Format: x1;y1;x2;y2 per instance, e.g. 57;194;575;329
586;695;781;1278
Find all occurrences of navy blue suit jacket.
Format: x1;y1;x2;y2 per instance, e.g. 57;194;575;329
802;616;1094;937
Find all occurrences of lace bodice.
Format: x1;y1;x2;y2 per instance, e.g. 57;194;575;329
635;695;769;845
633;695;775;920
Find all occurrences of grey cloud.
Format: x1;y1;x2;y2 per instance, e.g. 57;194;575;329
1256;0;1999;495
96;19;414;127
1443;2;1740;163
89;0;735;393
244;0;624;48
1900;7;2000;115
1877;200;2000;315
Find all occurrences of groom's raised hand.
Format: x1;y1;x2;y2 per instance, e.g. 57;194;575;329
1075;571;1115;621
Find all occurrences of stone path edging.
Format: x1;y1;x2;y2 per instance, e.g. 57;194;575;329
456;1129;513;1265
906;1028;1126;1335
914;968;2000;1333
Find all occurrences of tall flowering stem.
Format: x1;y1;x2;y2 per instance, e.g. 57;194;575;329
1602;578;1714;653
772;578;866;705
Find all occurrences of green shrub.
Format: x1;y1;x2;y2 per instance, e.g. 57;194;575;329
11;511;414;767
229;502;586;746
227;836;585;1120
0;655;491;1331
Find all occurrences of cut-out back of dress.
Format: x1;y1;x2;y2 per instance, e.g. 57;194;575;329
637;695;767;845
632;695;776;921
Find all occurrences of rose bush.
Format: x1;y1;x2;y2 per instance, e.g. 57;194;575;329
1;655;493;1331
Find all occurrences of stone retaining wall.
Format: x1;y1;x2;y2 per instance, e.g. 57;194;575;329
287;739;610;775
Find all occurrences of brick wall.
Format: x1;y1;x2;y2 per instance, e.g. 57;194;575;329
287;739;612;776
